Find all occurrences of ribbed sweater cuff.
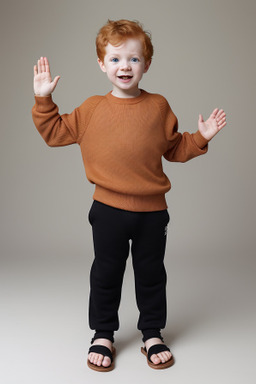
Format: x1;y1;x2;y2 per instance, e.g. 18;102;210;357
34;95;54;110
192;130;209;149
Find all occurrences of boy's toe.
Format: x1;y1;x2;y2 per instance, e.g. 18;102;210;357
166;351;173;362
102;356;111;367
160;351;172;362
93;353;98;365
151;354;161;364
163;352;169;362
88;352;94;363
161;351;170;362
96;354;104;366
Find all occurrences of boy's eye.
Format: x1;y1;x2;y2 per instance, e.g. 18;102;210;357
131;58;139;62
111;58;119;62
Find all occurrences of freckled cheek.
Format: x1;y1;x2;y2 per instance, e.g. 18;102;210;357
108;69;117;77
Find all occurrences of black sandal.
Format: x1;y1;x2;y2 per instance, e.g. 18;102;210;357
87;344;116;372
141;344;174;369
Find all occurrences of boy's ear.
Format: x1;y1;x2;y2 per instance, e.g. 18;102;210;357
97;58;107;73
144;59;151;74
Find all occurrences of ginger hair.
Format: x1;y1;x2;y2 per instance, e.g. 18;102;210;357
96;19;154;62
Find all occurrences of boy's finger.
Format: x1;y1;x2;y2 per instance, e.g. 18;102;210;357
217;113;226;122
34;65;38;76
211;108;219;118
217;116;226;125
37;59;41;73
41;57;45;72
216;109;224;118
45;57;50;73
218;121;227;130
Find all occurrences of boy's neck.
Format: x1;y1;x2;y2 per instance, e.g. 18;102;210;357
111;87;141;98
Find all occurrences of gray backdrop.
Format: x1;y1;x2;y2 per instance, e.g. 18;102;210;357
1;0;255;383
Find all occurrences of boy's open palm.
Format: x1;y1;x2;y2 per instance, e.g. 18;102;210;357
34;57;60;96
198;108;226;141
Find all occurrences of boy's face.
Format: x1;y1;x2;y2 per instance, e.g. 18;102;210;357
98;38;151;98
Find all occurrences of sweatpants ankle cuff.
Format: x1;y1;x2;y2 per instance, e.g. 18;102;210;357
141;329;164;343
91;330;115;344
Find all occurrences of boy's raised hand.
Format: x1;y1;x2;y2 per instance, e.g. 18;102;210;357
33;57;60;96
198;108;227;141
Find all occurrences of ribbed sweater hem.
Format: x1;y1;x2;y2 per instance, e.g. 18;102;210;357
93;185;168;212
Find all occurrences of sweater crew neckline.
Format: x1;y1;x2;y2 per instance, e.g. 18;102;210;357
106;89;148;104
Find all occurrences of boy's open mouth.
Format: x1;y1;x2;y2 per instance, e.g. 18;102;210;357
118;76;133;80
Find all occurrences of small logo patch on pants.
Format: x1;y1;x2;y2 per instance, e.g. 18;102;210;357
164;225;168;236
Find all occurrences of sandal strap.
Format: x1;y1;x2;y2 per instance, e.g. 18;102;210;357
88;345;114;363
147;344;170;362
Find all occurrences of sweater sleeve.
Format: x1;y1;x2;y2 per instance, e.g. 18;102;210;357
158;96;209;163
31;95;101;147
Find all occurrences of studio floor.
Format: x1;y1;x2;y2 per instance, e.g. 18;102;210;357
1;247;255;384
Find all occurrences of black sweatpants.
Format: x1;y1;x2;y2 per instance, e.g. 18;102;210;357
88;200;170;342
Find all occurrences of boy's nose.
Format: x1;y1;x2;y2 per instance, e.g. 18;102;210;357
120;61;131;71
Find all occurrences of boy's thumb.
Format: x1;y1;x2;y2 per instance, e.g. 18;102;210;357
199;114;204;122
53;76;60;88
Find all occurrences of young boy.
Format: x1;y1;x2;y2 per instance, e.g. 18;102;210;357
32;19;226;372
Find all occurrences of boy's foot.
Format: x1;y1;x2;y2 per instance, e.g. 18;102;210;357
144;337;173;365
88;338;113;368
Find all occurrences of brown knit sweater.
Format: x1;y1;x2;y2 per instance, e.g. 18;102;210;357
32;90;209;211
